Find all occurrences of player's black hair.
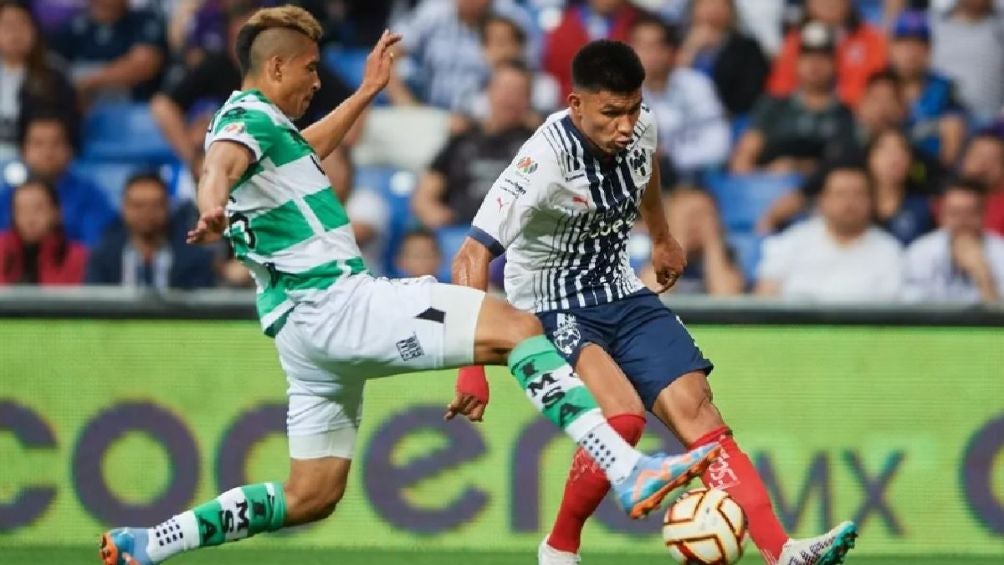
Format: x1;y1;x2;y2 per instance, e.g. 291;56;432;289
124;171;168;197
942;176;988;199
571;40;645;94
629;13;680;47
235;23;264;76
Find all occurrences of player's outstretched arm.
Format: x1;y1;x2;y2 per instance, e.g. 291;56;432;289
187;140;252;245
444;237;495;422
302;30;401;160
640;160;686;292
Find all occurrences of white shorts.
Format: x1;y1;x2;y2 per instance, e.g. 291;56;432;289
274;274;485;459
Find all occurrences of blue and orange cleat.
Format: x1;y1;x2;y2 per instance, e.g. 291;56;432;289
99;528;154;565
614;442;721;519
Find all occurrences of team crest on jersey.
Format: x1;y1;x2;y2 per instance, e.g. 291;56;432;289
222;122;246;136
515;156;538;175
552;313;582;355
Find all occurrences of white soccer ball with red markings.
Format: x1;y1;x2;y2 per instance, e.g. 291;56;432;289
662;487;748;565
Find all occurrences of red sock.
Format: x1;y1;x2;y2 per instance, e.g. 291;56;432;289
691;427;789;563
547;413;646;553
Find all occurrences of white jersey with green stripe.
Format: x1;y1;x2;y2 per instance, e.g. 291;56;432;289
206;89;366;336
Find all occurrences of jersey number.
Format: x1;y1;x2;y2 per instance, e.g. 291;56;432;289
229;212;256;249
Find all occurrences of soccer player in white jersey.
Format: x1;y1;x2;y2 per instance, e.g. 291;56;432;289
96;8;722;565
450;41;859;565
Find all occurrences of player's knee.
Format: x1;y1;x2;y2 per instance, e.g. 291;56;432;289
499;309;544;352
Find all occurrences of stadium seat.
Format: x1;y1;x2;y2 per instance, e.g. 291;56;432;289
352;106;451;172
322;46;389;105
353;165;418;273
82;103;175;163
69;160;143;207
726;231;764;287
435;225;470;282
705;171;802;232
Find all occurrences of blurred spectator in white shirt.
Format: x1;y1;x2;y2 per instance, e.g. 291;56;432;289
630;15;730;183
903;178;1004;303
756;166;904;301
389;0;534;111
458;15;560;124
930;0;1004;124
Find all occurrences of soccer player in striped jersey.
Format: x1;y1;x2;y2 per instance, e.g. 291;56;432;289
450;41;858;565
96;7;722;565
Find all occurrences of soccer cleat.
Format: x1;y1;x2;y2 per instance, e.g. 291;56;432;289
538;538;581;564
614;442;721;519
99;528;154;565
778;521;858;565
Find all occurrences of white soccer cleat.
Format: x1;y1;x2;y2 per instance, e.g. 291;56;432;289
777;521;858;565
538;538;581;565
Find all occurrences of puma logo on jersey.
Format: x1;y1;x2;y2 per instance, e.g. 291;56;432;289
571;195;589;206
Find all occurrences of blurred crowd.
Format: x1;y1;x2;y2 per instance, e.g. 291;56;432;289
1;0;1003;304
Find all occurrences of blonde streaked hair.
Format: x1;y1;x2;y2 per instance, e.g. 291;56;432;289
235;5;323;75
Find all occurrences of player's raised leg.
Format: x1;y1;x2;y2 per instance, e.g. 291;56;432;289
653;372;857;565
465;296;719;519
542;345;647;562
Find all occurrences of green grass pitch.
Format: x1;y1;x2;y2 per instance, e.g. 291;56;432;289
5;547;1001;565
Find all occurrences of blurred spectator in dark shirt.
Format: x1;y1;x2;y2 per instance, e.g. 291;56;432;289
412;61;535;228
0;1;78;161
0;179;87;285
394;227;442;278
150;2;354;190
731;22;857;175
86;172;215;289
543;0;639;99
904;178;1004;302
768;0;888;107
458;15;560;124
867;128;937;244
756;165;904;301
52;0;166;103
676;0;770;116
390;0;534;111
651;188;744;295
0;114;115;246
959;130;1004;235
855;69;908;143
631;15;730;184
931;0;1004;124
889;10;968;165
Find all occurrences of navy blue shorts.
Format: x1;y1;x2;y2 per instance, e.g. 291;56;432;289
537;289;714;411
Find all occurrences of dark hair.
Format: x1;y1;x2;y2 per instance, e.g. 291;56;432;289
400;227;440;249
4;178;69;277
0;1;56;96
234;6;323;76
481;15;526;47
630;13;680;47
17;111;71;149
866;68;902;90
571;40;645;94
943;176;987;198
124;171;168;197
493;58;531;77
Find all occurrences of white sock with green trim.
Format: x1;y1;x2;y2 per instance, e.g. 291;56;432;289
508;335;641;484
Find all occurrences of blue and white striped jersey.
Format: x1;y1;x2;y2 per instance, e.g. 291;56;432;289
470;106;658;313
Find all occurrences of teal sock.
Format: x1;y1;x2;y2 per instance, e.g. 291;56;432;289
507;335;641;482
145;482;286;562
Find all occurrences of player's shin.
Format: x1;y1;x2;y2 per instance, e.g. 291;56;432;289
507;335;641;484
144;482;286;562
690;427;788;563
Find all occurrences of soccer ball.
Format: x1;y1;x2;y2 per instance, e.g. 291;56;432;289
662;487;748;565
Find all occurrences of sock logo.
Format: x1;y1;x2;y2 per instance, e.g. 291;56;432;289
706;449;740;490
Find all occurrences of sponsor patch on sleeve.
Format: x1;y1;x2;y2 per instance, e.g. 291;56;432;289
221;122;246;136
